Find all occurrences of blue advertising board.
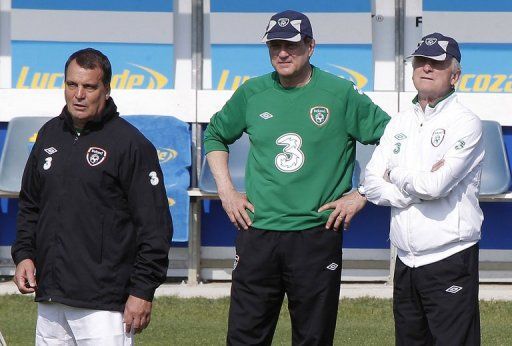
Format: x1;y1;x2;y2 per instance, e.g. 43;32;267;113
211;0;370;13
13;0;173;12
456;44;512;93
424;0;512;12
424;0;512;93
212;44;373;91
12;41;174;89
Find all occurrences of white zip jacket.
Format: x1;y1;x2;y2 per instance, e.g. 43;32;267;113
364;92;485;267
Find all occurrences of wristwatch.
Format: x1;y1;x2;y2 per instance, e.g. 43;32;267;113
357;184;366;197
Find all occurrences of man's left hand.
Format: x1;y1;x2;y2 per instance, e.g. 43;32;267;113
431;159;445;172
318;190;367;231
123;295;152;334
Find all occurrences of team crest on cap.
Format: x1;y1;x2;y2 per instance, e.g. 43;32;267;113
425;37;437;46
431;129;446;147
310;106;330;126
86;147;107;167
277;18;289;27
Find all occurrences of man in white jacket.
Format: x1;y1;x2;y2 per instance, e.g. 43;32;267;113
363;33;484;345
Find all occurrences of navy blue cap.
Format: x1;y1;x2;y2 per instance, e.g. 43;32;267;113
408;32;461;63
262;10;313;43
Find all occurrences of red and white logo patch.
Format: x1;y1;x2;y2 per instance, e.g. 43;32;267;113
86;147;107;167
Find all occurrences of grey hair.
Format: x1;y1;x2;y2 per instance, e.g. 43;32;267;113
451;58;461;75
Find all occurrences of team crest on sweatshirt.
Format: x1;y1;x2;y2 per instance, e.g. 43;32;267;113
431;128;446;147
86;147;107;167
310;106;330;126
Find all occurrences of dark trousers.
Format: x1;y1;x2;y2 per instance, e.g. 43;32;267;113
393;244;480;346
227;226;343;346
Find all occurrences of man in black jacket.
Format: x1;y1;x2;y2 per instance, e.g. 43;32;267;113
12;48;172;345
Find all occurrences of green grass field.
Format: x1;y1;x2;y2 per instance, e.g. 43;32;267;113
1;295;511;345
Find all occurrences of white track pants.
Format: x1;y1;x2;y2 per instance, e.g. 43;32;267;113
36;302;134;346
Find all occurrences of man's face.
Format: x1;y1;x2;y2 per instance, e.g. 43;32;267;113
267;39;315;81
64;59;110;128
412;57;460;101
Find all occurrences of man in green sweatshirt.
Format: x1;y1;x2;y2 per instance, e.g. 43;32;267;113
204;10;390;346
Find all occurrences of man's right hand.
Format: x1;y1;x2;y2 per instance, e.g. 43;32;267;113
219;188;254;230
13;259;37;294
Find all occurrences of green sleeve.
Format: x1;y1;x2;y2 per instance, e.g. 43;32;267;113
204;85;248;153
344;84;390;144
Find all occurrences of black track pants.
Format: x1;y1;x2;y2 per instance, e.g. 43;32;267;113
393;244;480;346
227;226;343;346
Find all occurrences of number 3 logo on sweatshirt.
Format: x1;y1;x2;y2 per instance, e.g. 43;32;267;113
43;157;52;170
275;133;305;173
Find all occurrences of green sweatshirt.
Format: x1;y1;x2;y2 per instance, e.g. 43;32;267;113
204;66;390;231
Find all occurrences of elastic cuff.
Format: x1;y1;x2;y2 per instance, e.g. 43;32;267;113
12;252;34;266
129;287;155;302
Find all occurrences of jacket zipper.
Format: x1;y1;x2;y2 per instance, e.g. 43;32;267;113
407;113;423;267
51;132;79;296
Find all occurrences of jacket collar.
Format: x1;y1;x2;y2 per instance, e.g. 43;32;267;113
60;97;119;134
412;90;457;121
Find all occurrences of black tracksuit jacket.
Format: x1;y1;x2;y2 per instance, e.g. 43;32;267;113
12;98;172;311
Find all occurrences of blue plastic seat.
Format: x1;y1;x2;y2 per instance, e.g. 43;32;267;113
124;115;192;242
353;142;376;188
480;120;511;196
0;116;52;195
199;133;249;193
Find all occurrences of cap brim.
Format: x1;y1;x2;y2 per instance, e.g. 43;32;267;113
406;53;448;61
262;32;302;43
